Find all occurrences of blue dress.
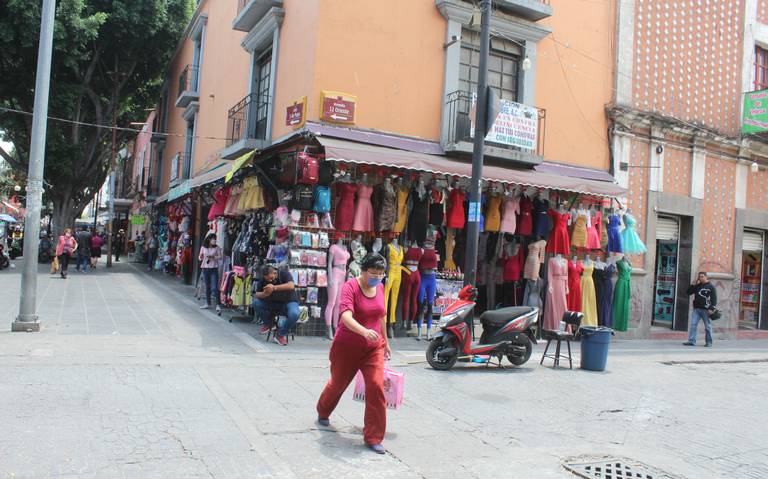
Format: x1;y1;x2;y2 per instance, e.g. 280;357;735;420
621;214;647;254
532;198;550;239
600;263;615;327
607;214;623;253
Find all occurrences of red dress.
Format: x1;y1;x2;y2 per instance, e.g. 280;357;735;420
502;247;524;282
207;185;231;220
516;196;533;236
566;260;583;312
446;188;466;229
546;210;571;254
334;183;357;231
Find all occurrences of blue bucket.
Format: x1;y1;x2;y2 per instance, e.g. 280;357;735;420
579;326;614;371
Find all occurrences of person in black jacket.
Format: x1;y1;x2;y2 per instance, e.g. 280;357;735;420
684;272;717;347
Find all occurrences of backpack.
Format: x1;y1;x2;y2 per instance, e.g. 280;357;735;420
293;185;315;211
318;161;334;186
314;186;331;213
296;152;319;185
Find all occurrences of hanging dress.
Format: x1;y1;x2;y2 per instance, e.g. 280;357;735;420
524;239;547;280
499;195;520;234
600;263;615;327
208;185;231;220
408;188;430;245
612;260;631;331
393;187;410;233
546;210;571;254
517;196;533;236
352;184;375;232
580;262;598;326
566;260;583;313
484;194;502;232
571;213;588;248
543;257;568;331
375;183;397;232
585;213;601;250
532;197;550;239
607;213;623;253
335;183;357;231
429;188;445;226
621;214;647;254
446;188;466;229
594;210;607;250
592;265;606;326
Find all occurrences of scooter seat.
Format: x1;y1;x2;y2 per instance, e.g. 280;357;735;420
480;306;535;326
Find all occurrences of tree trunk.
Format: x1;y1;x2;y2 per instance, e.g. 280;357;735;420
51;196;78;236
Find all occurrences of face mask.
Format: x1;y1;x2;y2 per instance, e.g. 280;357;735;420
367;277;382;288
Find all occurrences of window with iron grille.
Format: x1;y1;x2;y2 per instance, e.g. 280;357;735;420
755;45;768;91
460;29;521;101
253;51;272;140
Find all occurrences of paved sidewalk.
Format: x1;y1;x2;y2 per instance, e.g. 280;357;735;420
0;261;767;478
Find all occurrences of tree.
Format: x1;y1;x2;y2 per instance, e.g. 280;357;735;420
0;0;193;232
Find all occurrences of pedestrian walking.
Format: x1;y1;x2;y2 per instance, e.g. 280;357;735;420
90;231;103;268
146;231;159;271
316;253;392;454
684;272;718;347
75;225;92;273
55;228;77;279
114;229;125;262
198;233;223;313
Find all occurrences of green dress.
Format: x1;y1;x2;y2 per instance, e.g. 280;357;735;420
612;259;631;331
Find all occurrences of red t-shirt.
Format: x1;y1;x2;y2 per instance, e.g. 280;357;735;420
335;278;385;349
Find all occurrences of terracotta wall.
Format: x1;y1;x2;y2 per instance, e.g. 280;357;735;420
699;157;736;273
759;0;768;23
662;146;692;196
536;0;615;170
162;36;194;193
747;166;768;209
632;0;744;136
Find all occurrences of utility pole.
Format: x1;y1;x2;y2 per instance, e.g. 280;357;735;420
463;0;492;288
106;74;120;268
14;0;57;332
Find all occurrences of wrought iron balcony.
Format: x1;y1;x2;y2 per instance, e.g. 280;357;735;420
221;93;271;159
444;90;545;166
175;65;200;108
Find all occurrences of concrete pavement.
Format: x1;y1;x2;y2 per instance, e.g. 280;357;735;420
0;260;766;478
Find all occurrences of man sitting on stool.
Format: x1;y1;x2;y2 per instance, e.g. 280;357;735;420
253;264;300;346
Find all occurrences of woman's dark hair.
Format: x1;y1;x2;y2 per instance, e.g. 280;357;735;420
203;233;217;248
361;253;386;272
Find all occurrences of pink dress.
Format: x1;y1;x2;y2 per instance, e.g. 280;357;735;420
543;257;568;331
585;212;601;249
499;196;520;234
352;184;375;232
335;183;357;231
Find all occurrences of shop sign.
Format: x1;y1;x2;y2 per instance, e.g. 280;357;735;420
321;91;357;124
742;89;768;134
467;201;481;222
286;97;307;128
471;94;538;150
130;215;146;226
167;180;191;202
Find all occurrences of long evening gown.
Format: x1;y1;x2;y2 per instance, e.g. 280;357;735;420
566;260;583;313
613;260;631;331
543;257;568;331
580;262;598;327
600;263;616;328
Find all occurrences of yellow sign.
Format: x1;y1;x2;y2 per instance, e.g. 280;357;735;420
320;90;357;124
225;150;256;183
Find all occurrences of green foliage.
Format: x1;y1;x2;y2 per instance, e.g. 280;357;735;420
0;0;192;224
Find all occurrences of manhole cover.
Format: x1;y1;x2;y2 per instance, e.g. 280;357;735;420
563;457;682;479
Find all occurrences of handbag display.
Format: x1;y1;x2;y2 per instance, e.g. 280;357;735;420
352;365;405;410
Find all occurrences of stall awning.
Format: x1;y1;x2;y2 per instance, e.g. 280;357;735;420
318;137;626;198
191;162;231;188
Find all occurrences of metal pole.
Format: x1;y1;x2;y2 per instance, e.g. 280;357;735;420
463;0;491;288
106;90;117;268
13;0;57;332
92;188;100;231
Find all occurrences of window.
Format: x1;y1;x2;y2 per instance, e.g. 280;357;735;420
253;51;272;140
755;45;768;91
183;118;195;179
459;29;521;101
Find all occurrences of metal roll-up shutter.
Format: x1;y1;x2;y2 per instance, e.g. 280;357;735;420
743;230;764;252
656;216;679;241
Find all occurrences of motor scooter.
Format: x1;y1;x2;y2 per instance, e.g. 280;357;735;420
426;285;538;370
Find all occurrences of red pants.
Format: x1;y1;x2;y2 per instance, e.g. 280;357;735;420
400;269;421;324
316;340;386;444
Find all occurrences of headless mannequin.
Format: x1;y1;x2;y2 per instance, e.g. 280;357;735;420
400;241;423;332
417;246;438;340
383;237;403;338
325;238;350;339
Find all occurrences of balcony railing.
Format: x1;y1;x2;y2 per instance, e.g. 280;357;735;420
175;65;200;108
444;90;545;164
234;0;283;32
221;93;271;159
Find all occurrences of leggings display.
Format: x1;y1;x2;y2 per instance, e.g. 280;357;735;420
417;272;437;328
325;267;347;328
384;266;403;325
400;269;421;326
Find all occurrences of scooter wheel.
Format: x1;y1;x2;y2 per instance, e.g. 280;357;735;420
507;337;533;366
426;338;458;371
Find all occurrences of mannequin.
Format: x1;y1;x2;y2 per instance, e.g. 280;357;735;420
416;245;438;340
325;237;350;340
383;238;404;338
346;236;367;280
371;237;383;255
543;254;569;332
400;242;423;332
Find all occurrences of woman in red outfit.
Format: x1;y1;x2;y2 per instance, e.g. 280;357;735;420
316;253;392;454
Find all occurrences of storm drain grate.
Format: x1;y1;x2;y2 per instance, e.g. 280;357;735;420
563;457;682;479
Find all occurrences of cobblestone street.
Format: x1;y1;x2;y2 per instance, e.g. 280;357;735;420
0;263;766;478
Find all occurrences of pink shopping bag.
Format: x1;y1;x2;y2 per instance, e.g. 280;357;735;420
352;366;405;410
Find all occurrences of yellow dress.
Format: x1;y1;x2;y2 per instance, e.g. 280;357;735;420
444;228;457;271
580;262;598;326
384;243;404;324
393;188;409;233
571;214;587;248
484;194;502;232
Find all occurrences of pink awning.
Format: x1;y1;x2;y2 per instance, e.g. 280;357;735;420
318;137;626;198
